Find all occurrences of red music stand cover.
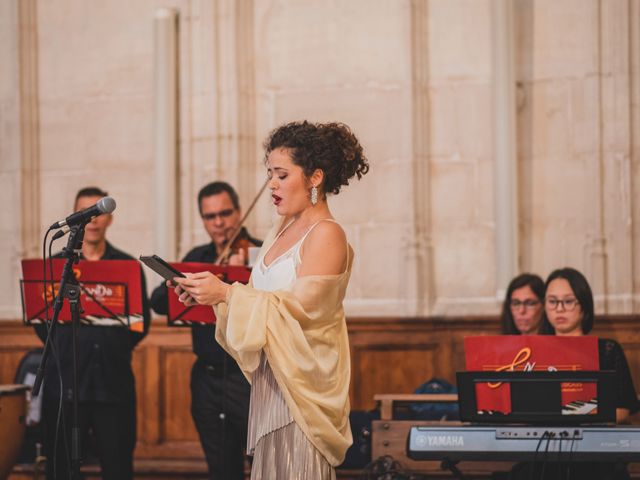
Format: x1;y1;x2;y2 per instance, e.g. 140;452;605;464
167;262;251;326
21;258;144;331
464;335;599;414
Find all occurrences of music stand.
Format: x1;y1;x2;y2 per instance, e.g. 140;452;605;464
23;251;144;480
21;258;144;330
456;370;617;425
463;335;600;416
164;262;251;326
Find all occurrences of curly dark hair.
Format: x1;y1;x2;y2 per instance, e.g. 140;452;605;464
263;120;369;195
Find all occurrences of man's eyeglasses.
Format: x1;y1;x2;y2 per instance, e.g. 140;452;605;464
545;297;579;311
510;299;540;310
201;208;235;221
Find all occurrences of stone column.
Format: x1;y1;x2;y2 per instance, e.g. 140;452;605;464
0;0;38;318
410;0;434;315
212;0;258;209
589;0;634;313
18;0;41;260
492;0;519;297
153;8;179;259
631;0;640;311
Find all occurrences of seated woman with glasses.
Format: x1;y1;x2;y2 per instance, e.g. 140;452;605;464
500;273;546;335
509;267;639;480
542;267;638;424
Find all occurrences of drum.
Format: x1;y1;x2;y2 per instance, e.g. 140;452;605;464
0;384;28;480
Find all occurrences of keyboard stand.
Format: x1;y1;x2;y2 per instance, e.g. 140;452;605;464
371;394;513;477
441;458;467;480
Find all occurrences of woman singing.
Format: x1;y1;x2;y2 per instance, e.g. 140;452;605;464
173;121;369;479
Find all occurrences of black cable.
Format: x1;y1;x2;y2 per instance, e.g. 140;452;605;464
47;233;71;479
565;430;578;480
539;431;552;480
42;229;65;478
42;229;60;478
529;431;548;480
42;228;51;324
222;353;228;479
557;431;564;480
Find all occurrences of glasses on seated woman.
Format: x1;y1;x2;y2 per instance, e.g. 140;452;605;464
544;297;579;312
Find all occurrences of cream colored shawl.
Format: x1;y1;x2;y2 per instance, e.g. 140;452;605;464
214;221;353;466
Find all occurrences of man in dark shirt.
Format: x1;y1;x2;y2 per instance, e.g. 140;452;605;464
150;181;261;480
35;186;151;480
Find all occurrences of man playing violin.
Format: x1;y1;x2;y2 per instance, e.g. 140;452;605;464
150;181;261;480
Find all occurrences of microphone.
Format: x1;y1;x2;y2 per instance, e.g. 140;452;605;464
50;196;116;229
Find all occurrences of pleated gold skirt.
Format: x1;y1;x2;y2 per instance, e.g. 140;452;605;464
248;354;335;480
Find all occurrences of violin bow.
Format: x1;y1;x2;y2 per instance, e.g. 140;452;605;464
215;178;269;265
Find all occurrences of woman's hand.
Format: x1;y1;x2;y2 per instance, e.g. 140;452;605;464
166;279;198;306
170;271;230;306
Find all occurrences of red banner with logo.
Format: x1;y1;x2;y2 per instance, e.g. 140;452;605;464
464;335;599;414
21;259;143;331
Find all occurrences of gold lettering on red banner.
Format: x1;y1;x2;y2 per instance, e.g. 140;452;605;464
488;347;531;388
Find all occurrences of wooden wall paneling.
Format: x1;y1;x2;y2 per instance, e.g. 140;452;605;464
161;347;197;441
625;344;640;394
133;345;158;445
1;315;639;473
347;317;501;410
351;341;441;411
133;322;202;458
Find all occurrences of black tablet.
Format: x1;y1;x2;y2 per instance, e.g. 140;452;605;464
139;255;186;284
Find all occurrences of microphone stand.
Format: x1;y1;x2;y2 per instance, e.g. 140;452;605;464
33;224;86;480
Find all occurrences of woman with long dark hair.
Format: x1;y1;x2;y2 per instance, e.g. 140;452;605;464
500;273;545;335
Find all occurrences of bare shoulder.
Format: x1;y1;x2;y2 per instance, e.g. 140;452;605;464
307;220;346;245
298;220;348;276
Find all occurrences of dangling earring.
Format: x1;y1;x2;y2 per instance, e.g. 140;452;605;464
310;185;318;205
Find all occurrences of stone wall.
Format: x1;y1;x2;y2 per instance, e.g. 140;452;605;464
1;0;639;319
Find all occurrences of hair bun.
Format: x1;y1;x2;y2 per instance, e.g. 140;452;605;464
264;121;370;195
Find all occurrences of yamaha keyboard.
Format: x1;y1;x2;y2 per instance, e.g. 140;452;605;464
408;425;640;462
562;399;598;415
476;398;599;417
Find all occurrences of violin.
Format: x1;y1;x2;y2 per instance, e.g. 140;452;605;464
219;229;251;266
215;179;268;265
